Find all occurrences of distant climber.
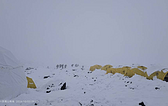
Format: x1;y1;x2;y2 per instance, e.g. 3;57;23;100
56;64;59;69
65;64;67;69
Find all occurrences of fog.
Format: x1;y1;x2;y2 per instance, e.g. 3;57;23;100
0;0;168;66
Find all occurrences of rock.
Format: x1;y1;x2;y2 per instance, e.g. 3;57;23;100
155;87;160;90
46;90;51;93
44;76;50;79
139;102;145;106
79;102;82;106
130;87;134;90
75;64;79;67
61;83;66;90
26;67;34;70
74;75;79;77
72;69;76;71
90;100;93;103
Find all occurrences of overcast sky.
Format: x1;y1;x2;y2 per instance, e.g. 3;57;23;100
0;0;168;66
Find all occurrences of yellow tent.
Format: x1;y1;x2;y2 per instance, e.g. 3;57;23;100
90;64;168;82
106;68;113;74
26;77;37;89
144;72;148;78
107;68;117;74
90;66;96;71
147;71;159;80
137;66;147;70
89;65;102;71
94;65;102;69
115;68;126;75
101;65;113;71
124;68;135;78
148;70;168;81
163;72;168;82
106;67;132;76
156;71;166;80
122;66;131;69
131;68;148;78
106;67;129;75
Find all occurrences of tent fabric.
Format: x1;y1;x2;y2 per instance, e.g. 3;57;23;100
137;66;147;70
89;66;96;71
106;68;117;74
101;65;113;71
148;71;167;81
106;67;135;77
89;65;102;71
163;72;168;82
156;71;165;80
94;65;102;69
90;64;168;82
0;47;27;100
115;68;126;75
106;68;113;74
27;77;37;89
131;68;148;78
122;66;131;69
124;69;135;78
147;71;158;80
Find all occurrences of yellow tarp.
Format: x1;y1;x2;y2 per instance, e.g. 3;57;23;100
26;77;37;89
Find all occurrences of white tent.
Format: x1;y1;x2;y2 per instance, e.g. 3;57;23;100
0;46;27;100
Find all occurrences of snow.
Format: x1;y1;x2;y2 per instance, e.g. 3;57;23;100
1;64;168;106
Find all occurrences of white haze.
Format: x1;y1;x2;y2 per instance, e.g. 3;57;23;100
0;0;168;66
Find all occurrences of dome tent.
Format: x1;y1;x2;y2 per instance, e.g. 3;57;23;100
0;46;27;100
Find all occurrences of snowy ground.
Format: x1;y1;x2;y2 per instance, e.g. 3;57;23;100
1;64;168;106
